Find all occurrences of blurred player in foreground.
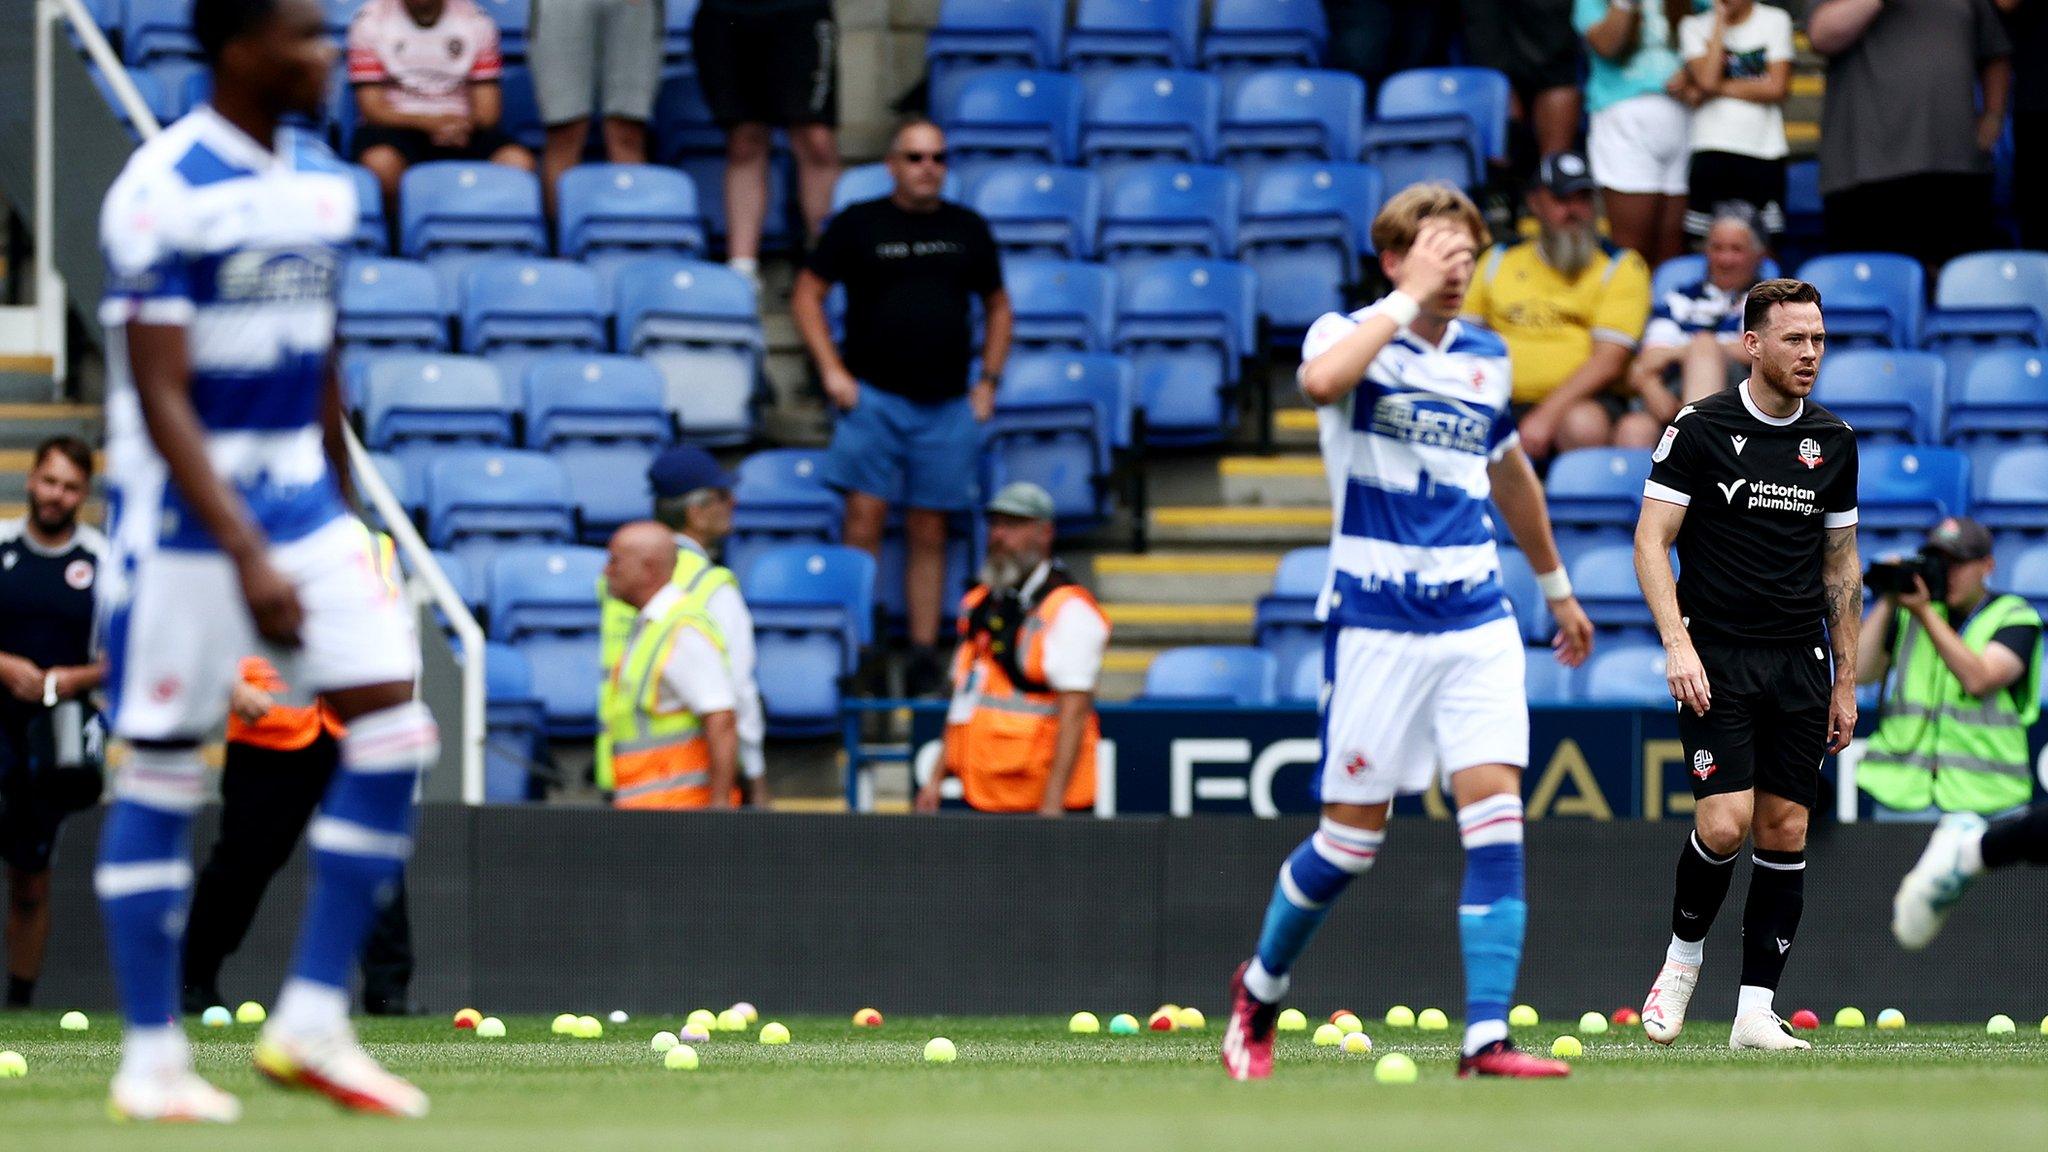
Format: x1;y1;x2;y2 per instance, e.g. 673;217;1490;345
94;0;435;1121
1895;806;2048;949
1221;184;1594;1081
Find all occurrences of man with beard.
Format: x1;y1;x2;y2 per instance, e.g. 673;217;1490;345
0;437;106;1010
916;483;1109;817
1462;151;1653;461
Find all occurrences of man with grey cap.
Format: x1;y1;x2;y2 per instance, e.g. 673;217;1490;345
1856;517;2043;818
916;483;1110;817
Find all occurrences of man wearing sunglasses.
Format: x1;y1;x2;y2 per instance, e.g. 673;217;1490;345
793;119;1014;697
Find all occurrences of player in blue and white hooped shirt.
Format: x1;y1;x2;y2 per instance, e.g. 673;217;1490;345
94;0;436;1123
1222;184;1595;1082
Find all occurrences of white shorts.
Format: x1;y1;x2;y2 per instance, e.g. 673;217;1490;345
1587;94;1691;196
107;516;418;742
1318;616;1529;806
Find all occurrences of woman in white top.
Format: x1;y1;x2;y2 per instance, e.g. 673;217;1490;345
1576;0;1704;267
1678;0;1795;244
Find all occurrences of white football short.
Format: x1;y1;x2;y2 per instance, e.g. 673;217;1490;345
107;515;417;741
1318;616;1529;806
1587;93;1691;196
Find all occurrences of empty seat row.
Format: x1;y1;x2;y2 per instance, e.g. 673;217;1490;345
927;0;1331;87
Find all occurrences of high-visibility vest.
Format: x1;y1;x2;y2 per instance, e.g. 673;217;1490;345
1862;594;2043;813
227;526;396;750
944;579;1106;813
594;546;738;789
600;595;737;809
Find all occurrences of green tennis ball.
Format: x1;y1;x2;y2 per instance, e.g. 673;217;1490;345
1373;1052;1417;1084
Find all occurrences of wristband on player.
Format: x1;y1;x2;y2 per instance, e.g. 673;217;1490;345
1375;291;1422;328
1535;568;1574;601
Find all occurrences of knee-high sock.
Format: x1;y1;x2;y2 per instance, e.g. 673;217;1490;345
1981;805;2048;870
96;745;204;1075
1246;817;1382;1003
1667;831;1739;965
273;702;437;1036
1457;795;1526;1055
1738;848;1804;1014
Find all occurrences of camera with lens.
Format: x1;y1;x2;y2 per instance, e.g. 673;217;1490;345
1864;551;1950;599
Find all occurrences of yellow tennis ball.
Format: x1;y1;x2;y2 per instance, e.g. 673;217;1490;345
717;1008;749;1032
1876;1008;1906;1029
1340;1031;1373;1054
0;1050;25;1078
1578;1011;1608;1035
1069;1011;1101;1034
1416;1008;1449;1031
1509;1004;1540;1028
1332;1012;1363;1034
59;1011;88;1032
476;1017;505;1038
1834;1007;1865;1028
1551;1035;1582;1058
235;1002;266;1025
1175;1007;1206;1031
1312;1023;1343;1046
651;1031;679;1053
1373;1052;1417;1084
575;1015;603;1038
924;1037;956;1064
663;1044;699;1071
1276;1008;1308;1032
1988;1014;2017;1036
688;1009;718;1031
759;1021;791;1045
1384;1006;1415;1028
551;1013;577;1035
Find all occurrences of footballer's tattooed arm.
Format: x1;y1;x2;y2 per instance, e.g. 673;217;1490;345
1821;525;1861;754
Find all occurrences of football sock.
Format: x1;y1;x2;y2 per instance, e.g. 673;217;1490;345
1979;805;2048;871
95;745;203;1049
1738;848;1805;994
277;702;436;1036
1667;831;1739;965
1250;817;1382;1002
1456;795;1526;1056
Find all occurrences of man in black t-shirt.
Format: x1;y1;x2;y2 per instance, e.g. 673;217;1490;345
1630;279;1862;1053
0;437;106;1009
792;118;1014;695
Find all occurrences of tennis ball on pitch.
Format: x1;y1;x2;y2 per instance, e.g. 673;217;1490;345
732;1002;759;1024
453;1008;482;1029
687;1009;718;1031
1312;1023;1343;1046
1175;1007;1206;1031
1332;1011;1364;1034
759;1021;791;1045
201;1005;232;1028
551;1013;578;1035
1988;1014;2017;1036
1876;1008;1906;1029
1509;1004;1540;1028
476;1017;505;1038
609;1010;630;1025
575;1015;603;1039
1384;1006;1415;1028
663;1043;699;1071
854;1008;884;1028
0;1050;25;1077
1578;1011;1608;1035
1069;1011;1101;1034
717;1008;749;1032
1340;1031;1373;1055
2039;1015;2048;1036
1373;1052;1418;1084
1109;1014;1140;1035
924;1037;956;1064
680;1026;711;1044
1551;1035;1583;1058
1147;1009;1176;1032
1834;1007;1865;1028
59;1011;88;1032
651;1030;679;1053
1416;1008;1449;1032
235;1001;266;1025
1276;1008;1308;1032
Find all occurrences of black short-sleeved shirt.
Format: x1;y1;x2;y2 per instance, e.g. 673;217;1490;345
806;198;1004;404
1643;382;1861;646
0;519;104;722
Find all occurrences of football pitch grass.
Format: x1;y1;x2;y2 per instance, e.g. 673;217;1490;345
6;1012;2048;1151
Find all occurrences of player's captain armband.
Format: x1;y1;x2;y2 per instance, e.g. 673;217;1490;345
1652;424;1679;463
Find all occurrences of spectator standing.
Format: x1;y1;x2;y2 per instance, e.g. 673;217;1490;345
1676;0;1793;245
791;120;1012;696
1576;0;1700;267
1998;0;2047;248
693;0;843;285
1458;0;1583;166
1622;208;1769;437
528;0;662;216
1809;0;2011;272
346;0;534;219
1462;153;1654;459
1323;0;1451;92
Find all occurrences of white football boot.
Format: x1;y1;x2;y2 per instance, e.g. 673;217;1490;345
1730;1010;1813;1051
107;1069;242;1123
1893;812;1987;950
1641;958;1700;1045
255;1025;429;1118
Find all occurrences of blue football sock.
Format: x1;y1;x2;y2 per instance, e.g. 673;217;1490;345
1252;818;1382;997
95;747;203;1029
1457;795;1527;1053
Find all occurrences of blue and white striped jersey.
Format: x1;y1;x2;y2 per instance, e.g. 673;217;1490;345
98;106;355;553
1304;304;1519;634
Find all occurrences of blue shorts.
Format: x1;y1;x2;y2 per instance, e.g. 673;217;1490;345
818;387;981;512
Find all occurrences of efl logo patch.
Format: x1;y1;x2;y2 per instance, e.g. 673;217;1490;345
1797;437;1824;469
1653;425;1678;463
1691;749;1717;780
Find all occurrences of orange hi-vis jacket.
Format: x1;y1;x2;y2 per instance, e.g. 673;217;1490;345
945;576;1105;812
226;656;345;751
603;596;739;810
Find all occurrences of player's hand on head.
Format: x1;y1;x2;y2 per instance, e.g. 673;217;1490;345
1549;598;1594;668
1665;640;1711;716
236;555;305;647
1394;222;1462;303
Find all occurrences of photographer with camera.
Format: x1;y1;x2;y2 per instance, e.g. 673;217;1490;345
1856;518;2043;817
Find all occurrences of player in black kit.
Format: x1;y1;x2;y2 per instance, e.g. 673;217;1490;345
1630;279;1862;1052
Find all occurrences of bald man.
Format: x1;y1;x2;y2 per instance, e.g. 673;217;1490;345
600;522;740;809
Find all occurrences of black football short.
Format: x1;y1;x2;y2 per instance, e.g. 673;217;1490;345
1678;641;1831;809
691;3;839;128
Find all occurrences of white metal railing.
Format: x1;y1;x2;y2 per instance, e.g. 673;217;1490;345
43;0;491;801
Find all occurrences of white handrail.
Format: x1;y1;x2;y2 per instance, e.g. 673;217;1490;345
46;0;491;802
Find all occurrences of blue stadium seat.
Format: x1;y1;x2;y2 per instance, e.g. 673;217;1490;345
1064;0;1200;72
1496;548;1552;645
1202;0;1328;72
1240;161;1382;336
474;0;528;58
983;357;1125;529
1970;445;2048;535
744;544;878;736
1948;349;2048;446
458;257;607;355
1254;546;1326;676
968;164;1102;259
362;354;514;451
663;0;698;65
1079;70;1220;165
347;165;388;253
1858;445;1972;531
651;67;726;161
828;162;963;219
1141;645;1278;705
1578;642;1671;705
729;449;842;577
1001;352;1134;451
1569;543;1655;634
1099;162;1241;264
123;0;197;65
1796;253;1923;348
1649;253;1781;302
1005;258;1118;351
1783;160;1823;251
938;69;1084;165
557;164;705;262
1282;646;1323;703
339;257;447;350
611;257;764;445
873;512;980;632
1363;67;1510;189
428;549;481;619
146;58;205;119
521;355;672;449
1814;349;1944;445
516;631;601;736
486;544;608;643
925;0;1065;95
1923;251;2048;347
423;450;577;570
2008;544;2048;621
558;445;658;543
1524;646;1573;705
398;162;546;259
1218;68;1363;166
89;67;165;141
480;642;545;802
1540;448;1652;540
1115;258;1258;444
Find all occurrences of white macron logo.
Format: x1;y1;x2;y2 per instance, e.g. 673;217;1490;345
1717;479;1748;504
1776;937;1792;954
1732;435;1748;455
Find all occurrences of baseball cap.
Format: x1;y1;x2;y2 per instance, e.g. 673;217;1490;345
647;446;735;499
985;481;1056;521
1535;151;1596;197
1922;517;1993;562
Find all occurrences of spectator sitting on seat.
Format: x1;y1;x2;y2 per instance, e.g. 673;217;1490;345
1461;151;1654;460
529;0;661;217
346;0;534;220
1576;0;1702;267
1618;207;1768;441
1677;0;1794;246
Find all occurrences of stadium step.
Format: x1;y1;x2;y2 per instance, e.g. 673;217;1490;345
0;402;102;449
1099;601;1253;644
1147;504;1328;547
1093;551;1282;604
1098;647;1159;701
1273;406;1319;446
1218;455;1325;507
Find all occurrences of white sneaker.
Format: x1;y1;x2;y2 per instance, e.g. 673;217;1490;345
1729;1010;1813;1051
255;1025;429;1118
108;1069;243;1123
1893;812;1987;950
1641;958;1700;1045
